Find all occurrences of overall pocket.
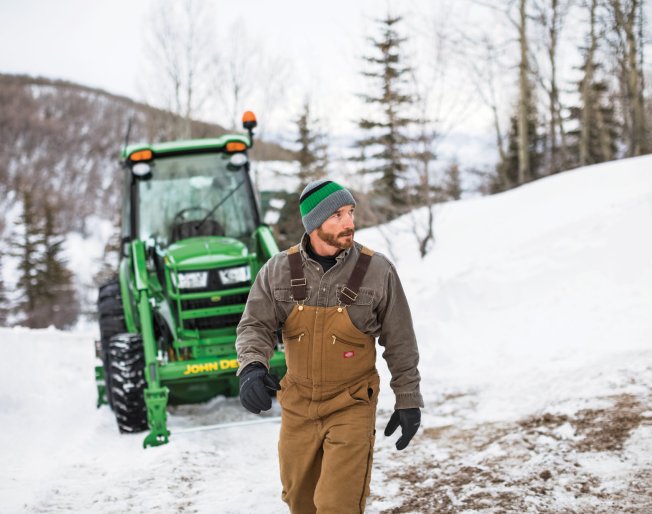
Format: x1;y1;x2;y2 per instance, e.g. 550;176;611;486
282;328;310;378
324;330;375;382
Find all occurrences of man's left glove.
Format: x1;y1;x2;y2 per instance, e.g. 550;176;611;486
239;362;281;414
384;408;421;450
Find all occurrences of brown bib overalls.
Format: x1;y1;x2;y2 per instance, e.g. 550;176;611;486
277;246;379;514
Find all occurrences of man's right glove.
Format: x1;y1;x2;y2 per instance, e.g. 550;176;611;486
384;408;421;450
239;362;281;414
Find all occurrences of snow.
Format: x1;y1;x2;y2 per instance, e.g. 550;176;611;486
2;156;652;512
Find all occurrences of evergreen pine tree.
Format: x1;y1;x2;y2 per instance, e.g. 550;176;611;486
567;69;618;166
355;14;415;218
295;100;328;184
274;101;330;249
11;192;79;328
494;99;543;193
443;163;463;201
39;201;79;329
0;252;8;326
12;190;45;327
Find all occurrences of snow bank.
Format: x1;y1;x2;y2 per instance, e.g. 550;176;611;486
2;155;651;513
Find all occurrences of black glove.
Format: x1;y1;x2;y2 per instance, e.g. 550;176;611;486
239;362;281;414
384;408;421;450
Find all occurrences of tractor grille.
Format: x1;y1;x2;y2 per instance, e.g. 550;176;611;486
185;313;244;331
175;266;250;331
178;268;249;293
181;293;249;311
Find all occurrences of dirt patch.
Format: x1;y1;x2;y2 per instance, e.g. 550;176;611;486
572;394;644;452
372;392;652;513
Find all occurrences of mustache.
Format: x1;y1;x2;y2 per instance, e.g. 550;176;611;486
338;229;354;238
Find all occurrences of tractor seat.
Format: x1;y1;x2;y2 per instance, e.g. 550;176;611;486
171;219;225;242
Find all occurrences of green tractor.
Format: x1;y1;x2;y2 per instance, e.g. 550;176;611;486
95;112;286;447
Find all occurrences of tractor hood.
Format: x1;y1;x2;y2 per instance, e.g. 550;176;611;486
164;237;249;270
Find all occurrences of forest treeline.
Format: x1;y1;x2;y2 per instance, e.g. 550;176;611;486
0;0;650;329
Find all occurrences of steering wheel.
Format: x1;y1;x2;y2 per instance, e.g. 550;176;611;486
173;207;211;223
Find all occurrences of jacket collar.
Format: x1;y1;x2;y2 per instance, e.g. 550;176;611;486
299;232;356;262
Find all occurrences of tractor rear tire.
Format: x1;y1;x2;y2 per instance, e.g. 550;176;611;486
108;333;148;433
98;279;127;409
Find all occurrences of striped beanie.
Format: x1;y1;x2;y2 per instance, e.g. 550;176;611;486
299;179;356;234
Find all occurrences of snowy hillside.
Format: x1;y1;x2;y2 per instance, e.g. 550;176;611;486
1;156;651;513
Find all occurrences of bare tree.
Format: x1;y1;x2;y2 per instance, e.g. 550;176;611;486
468;0;540;188
215;18;260;131
145;0;216;138
467;36;510;174
572;0;618;165
517;0;533;183
605;0;649;156
531;0;573;173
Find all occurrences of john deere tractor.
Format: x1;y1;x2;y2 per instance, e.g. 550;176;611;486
95;112;285;447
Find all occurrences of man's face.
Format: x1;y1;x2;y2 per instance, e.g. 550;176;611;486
315;205;355;250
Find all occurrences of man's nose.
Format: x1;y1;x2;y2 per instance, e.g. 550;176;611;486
342;213;355;230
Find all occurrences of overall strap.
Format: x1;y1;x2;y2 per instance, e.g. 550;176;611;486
287;245;307;302
339;246;374;307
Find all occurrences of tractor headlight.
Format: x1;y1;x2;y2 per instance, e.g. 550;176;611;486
218;266;251;285
173;271;209;289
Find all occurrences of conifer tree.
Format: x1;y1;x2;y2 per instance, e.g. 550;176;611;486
12;190;44;327
355;14;415;217
443;163;463;201
494;102;543;193
295;100;328;184
567;0;618;166
38;201;79;329
275;101;330;249
0;252;8;326
12;191;79;328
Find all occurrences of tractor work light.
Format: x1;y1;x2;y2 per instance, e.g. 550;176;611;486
229;153;248;167
218;266;251;285
226;141;247;152
130;149;153;161
173;271;209;289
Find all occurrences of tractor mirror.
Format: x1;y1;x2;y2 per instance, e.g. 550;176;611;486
132;162;152;180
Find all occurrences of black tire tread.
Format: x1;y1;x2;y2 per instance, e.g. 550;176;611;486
97;278;127;409
108;333;148;433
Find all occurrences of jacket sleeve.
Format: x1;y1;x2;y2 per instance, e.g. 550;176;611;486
377;262;424;410
235;261;278;374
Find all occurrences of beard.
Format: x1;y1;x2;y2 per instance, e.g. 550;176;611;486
316;227;355;250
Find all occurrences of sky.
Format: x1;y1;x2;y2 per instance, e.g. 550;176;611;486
0;2;420;122
0;0;492;141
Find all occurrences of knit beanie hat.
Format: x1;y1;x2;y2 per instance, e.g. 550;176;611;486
299;179;356;234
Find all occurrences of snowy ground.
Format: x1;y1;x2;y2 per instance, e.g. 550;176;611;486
1;156;651;513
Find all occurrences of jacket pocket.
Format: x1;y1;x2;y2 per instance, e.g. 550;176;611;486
274;286;312;303
335;285;375;306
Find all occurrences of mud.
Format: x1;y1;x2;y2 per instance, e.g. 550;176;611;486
372;391;652;513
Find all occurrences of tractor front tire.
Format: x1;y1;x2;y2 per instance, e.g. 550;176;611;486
108;333;148;434
98;279;127;409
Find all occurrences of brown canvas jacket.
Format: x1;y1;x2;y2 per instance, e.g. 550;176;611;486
236;234;424;409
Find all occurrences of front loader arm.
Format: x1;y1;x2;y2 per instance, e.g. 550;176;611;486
131;240;171;447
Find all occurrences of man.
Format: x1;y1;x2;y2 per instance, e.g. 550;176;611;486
236;179;423;514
